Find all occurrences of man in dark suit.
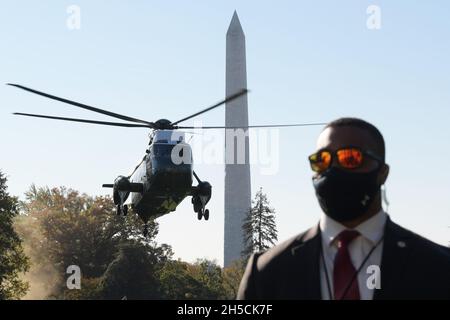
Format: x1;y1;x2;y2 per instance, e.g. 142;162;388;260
238;118;450;300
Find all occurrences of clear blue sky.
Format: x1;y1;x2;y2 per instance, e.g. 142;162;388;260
1;1;449;265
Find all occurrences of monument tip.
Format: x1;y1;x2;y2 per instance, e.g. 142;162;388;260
227;10;244;36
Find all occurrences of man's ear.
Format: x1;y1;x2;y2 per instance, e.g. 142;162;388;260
378;164;389;185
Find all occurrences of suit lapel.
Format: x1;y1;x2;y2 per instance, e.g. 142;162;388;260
290;224;322;299
374;217;413;300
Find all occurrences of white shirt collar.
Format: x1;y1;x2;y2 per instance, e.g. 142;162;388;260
319;209;387;247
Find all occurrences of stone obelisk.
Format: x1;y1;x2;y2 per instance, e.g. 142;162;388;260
224;11;251;267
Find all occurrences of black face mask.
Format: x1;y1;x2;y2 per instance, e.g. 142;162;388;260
313;166;381;222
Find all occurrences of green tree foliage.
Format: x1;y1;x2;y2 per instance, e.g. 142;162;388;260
13;184;248;300
97;241;163;299
0;171;29;300
159;260;204;299
242;188;278;259
158;259;225;299
62;277;102;300
222;259;246;299
188;259;225;299
15;185;159;298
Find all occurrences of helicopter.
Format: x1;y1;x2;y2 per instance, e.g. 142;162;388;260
8;83;325;236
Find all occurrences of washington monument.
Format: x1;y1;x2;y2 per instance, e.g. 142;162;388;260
224;11;251;267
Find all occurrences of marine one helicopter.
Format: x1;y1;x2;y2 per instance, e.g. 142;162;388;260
8;83;325;236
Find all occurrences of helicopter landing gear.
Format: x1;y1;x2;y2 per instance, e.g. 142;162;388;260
191;172;212;221
143;223;149;237
116;204;128;216
195;205;210;221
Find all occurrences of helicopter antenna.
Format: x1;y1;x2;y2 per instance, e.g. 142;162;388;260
192;171;202;184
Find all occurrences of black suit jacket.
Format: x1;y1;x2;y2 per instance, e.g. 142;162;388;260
237;217;450;300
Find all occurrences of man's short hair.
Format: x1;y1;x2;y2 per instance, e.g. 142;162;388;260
324;117;385;161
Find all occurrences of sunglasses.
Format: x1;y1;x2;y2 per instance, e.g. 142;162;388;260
308;146;383;173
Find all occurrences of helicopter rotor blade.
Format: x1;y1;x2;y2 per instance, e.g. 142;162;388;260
13;112;151;128
177;122;327;129
7;83;155;127
172;88;248;125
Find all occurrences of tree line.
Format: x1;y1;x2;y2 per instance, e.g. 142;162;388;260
0;170;277;300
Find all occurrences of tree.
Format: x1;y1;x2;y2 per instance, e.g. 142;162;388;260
186;259;225;299
97;241;164;299
158;259;224;299
15;185;159;299
158;260;208;299
241;188;278;259
222;259;246;299
62;277;102;300
0;171;29;299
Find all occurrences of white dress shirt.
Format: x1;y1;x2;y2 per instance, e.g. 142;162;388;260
319;210;387;300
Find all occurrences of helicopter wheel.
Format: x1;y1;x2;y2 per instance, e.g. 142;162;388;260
143;224;149;237
197;211;203;220
123;204;128;216
116;205;122;216
204;209;209;221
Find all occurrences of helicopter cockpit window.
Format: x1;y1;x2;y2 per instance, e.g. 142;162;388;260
152;144;174;157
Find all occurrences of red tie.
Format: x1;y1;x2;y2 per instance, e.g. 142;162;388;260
333;230;360;300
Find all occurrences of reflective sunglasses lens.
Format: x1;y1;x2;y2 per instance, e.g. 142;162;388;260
337;148;363;169
309;151;331;172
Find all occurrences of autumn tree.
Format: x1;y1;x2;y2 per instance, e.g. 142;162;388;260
158;259;224;299
222;259;246;299
241;188;278;259
14;183;252;300
159;260;205;299
0;170;29;299
186;259;225;299
15;185;159;298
